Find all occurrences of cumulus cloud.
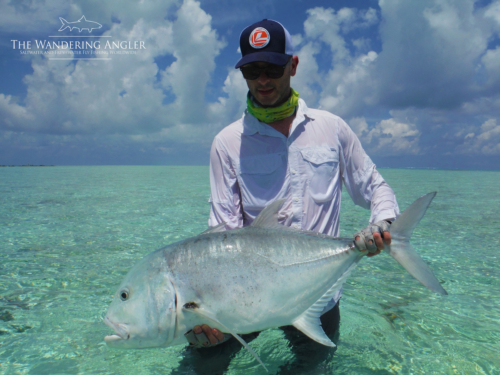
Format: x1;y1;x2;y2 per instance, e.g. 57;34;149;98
2;0;500;165
0;0;225;138
290;6;379;117
462;119;500;154
0;0;71;33
208;69;248;124
349;116;420;155
285;0;500;159
373;0;498;109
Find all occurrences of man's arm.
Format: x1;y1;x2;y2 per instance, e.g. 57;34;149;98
337;119;400;255
208;136;244;229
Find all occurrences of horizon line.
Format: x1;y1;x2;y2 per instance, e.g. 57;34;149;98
1;165;499;172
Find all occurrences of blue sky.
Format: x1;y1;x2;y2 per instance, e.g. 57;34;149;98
1;0;500;169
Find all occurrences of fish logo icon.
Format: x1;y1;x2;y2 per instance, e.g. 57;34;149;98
58;15;102;33
249;27;270;49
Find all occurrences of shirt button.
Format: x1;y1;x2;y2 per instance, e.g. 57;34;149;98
292;223;300;229
291;169;297;174
293;197;299;202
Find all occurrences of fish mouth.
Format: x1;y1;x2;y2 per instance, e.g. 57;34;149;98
104;316;130;344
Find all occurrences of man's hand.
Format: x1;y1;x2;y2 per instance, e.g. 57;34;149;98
354;220;392;257
184;324;228;348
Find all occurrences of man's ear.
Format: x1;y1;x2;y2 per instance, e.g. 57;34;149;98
290;56;299;77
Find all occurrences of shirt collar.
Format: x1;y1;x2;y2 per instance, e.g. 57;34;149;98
242;98;315;137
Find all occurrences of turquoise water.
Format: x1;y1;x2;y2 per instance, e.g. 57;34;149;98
1;166;499;374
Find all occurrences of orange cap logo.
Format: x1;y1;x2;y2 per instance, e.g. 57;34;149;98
249;27;270;49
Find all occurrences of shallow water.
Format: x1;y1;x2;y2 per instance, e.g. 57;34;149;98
0;166;499;374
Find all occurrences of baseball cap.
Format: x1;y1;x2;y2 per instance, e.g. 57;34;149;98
235;19;294;69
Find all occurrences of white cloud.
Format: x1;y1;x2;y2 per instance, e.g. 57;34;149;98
3;0;500;164
0;0;225;136
292;41;322;105
303;7;349;63
0;0;71;33
318;51;377;116
372;0;495;109
288;7;380;117
208;69;248;125
160;0;226;124
484;0;500;25
283;0;500;159
291;34;303;49
481;46;500;88
0;94;34;128
462;118;500;154
348;116;420;155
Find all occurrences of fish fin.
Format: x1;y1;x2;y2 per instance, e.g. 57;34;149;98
292;259;361;346
79;15;86;21
251;199;286;229
58;17;69;31
182;306;268;373
391;192;436;239
386;192;447;295
200;223;226;235
292;315;335;347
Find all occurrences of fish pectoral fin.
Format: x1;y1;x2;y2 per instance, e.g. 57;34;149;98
182;306;268;373
200;222;227;235
292;314;335;347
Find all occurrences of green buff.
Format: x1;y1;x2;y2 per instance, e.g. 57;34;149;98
247;89;299;123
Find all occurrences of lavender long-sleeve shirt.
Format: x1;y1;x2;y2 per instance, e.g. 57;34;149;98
209;99;399;236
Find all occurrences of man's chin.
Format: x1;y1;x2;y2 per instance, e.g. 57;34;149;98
254;94;278;107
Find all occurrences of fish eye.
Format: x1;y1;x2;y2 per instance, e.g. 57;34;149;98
120;290;129;301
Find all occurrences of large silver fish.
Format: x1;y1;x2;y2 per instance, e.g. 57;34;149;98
104;193;446;371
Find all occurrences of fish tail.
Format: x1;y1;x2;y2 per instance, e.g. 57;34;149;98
58;17;70;31
385;192;448;295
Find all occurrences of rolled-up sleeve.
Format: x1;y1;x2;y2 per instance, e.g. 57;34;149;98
208;136;244;229
338;119;400;223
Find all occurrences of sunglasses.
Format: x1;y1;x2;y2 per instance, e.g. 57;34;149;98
240;58;292;80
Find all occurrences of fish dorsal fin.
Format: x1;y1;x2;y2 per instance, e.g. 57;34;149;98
79;15;86;21
182;305;268;373
292;259;362;346
200;222;226;235
251;199;286;229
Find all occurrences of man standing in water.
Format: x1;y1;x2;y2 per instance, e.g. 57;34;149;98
184;19;399;372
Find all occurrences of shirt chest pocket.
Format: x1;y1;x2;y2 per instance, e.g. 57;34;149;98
300;147;339;203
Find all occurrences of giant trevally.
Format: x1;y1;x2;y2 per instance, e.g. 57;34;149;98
104;192;446;372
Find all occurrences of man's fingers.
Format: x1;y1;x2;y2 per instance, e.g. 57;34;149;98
354;234;367;251
364;231;377;253
383;231;391;245
186;325;226;347
373;232;384;250
366;249;381;257
213;328;225;342
201;324;217;345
